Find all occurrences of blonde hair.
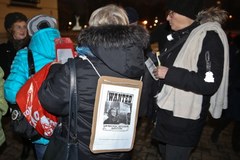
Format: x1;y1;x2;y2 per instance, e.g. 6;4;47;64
88;4;129;26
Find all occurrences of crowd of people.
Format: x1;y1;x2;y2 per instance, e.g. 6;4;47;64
0;0;239;160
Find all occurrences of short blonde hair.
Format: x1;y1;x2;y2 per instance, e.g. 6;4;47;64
88;4;129;26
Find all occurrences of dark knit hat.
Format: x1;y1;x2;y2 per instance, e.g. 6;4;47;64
166;0;203;19
4;12;28;31
125;7;139;24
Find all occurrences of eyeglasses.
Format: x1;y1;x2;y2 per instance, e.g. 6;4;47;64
12;25;27;31
166;10;175;18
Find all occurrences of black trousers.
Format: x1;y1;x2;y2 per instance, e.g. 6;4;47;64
212;116;240;151
158;143;193;160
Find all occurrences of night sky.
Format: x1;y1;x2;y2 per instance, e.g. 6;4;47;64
58;0;240;31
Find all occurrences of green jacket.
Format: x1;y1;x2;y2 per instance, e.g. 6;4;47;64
0;67;8;146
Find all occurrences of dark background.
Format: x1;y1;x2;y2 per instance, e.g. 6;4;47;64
58;0;240;31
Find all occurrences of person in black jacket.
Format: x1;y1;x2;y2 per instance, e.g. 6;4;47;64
0;12;33;160
0;12;29;80
150;1;229;159
38;4;149;160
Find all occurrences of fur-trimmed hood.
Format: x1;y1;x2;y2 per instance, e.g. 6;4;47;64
78;25;149;49
196;7;228;25
77;25;149;78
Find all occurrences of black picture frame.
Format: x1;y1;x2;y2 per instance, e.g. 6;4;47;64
10;0;40;8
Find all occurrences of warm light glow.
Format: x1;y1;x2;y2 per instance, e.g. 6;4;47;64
216;1;221;5
154;19;158;23
229;15;233;19
142;20;148;25
68;21;72;25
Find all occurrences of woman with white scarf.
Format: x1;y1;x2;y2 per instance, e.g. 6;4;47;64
151;0;229;159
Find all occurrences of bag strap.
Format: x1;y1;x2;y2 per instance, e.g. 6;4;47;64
27;48;35;77
159;34;189;59
68;58;78;142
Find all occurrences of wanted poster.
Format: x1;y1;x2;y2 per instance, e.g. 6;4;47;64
89;76;142;153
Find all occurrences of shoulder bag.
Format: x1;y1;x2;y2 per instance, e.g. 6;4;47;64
43;58;79;160
10;48;41;141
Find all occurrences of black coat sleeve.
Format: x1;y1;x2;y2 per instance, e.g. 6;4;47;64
165;31;225;96
38;63;70;116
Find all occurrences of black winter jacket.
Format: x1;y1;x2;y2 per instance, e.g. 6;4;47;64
152;22;225;147
38;25;149;160
0;41;18;79
0;38;29;80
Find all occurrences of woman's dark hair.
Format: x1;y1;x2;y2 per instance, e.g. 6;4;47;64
4;12;28;31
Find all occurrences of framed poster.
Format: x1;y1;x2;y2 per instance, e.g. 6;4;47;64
89;76;142;153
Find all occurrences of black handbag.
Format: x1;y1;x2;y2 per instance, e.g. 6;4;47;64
10;48;41;141
43;58;79;160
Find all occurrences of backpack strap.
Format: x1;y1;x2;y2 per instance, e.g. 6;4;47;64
28;48;35;77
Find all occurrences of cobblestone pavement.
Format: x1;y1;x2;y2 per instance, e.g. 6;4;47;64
0;116;239;160
131;117;240;160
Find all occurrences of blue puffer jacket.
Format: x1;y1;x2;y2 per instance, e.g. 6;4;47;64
4;28;60;104
4;28;60;145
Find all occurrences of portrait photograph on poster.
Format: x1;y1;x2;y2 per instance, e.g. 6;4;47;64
89;76;142;153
